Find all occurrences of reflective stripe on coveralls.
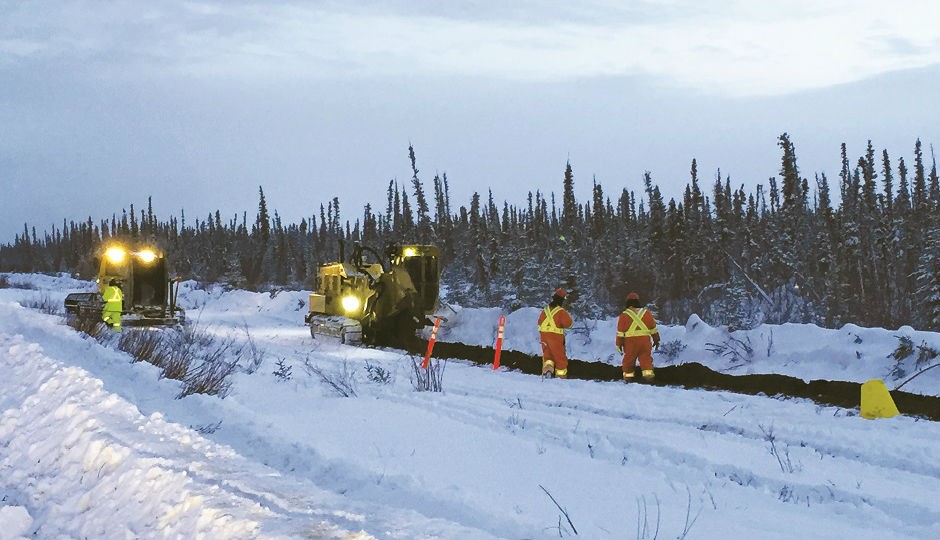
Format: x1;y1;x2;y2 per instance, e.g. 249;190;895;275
538;306;566;334
617;308;653;337
538;305;571;377
618;307;657;380
102;286;123;330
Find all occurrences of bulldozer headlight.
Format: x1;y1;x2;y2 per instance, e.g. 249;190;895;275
136;249;157;263
105;246;126;264
403;247;417;257
341;295;361;313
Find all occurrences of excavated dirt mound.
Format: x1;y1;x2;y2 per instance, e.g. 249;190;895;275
406;341;940;421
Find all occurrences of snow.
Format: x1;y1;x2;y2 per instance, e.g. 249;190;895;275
1;272;938;539
437;305;940;396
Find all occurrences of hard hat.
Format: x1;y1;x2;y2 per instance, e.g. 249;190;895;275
554;288;567;298
109;278;121;286
626;292;640;301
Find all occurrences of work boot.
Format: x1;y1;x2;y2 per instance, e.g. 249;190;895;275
641;369;655;381
541;360;555;378
623;372;635;383
555;369;568;379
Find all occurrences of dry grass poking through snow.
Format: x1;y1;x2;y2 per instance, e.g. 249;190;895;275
79;322;251;399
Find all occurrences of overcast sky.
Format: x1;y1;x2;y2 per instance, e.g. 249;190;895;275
1;0;939;243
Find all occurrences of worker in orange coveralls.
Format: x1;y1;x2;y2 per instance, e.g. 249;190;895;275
537;288;573;378
616;292;660;382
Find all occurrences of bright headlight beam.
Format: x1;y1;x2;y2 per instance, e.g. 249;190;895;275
403;247;417;257
105;247;126;263
341;295;361;313
137;249;157;263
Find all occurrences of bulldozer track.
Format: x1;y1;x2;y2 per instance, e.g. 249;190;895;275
403;340;940;421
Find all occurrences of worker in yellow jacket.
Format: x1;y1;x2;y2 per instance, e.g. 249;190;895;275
102;278;124;331
616;292;659;381
537;288;573;378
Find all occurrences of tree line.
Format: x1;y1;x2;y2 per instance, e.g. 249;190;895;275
3;136;939;331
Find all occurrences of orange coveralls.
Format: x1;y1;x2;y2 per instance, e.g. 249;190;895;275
538;305;573;377
616;307;659;377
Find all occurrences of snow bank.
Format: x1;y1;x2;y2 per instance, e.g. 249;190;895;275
0;333;267;538
436;304;940;395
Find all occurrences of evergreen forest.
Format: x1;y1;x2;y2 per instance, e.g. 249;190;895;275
3;134;939;331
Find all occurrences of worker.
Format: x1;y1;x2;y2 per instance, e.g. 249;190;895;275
616;292;659;382
537;288;573;378
102;278;124;331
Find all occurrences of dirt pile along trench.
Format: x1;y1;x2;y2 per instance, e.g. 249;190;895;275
402;340;940;421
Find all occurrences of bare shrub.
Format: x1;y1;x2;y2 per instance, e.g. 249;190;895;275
633;487;704;540
157;325;204;380
179;355;238;398
915;341;939;368
20;294;61;315
118;330;166;365
193;420;223;434
655;339;686;360
177;327;241;397
241;322;266;374
677;486;705;540
889;336;938;380
890;335;914;361
635;494;660;540
539;485;578;537
705;336;754;368
161;346;194;381
67;312;108;340
143;323;242;398
273;358;292;382
410;356;445;392
758;423;801;474
365;361;392;384
178;322;218;349
305;359;358;397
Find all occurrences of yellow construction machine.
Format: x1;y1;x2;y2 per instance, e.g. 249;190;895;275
306;242;440;345
64;244;184;326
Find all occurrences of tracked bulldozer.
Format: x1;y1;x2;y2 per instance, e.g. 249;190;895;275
306;242;440;345
64;244;184;327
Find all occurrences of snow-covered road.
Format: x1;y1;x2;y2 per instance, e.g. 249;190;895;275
1;274;938;539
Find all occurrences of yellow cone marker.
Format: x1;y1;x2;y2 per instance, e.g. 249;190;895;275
860;379;900;419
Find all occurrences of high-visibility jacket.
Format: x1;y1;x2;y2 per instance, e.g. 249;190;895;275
538;305;573;376
617;307;658;375
616;308;658;348
538;305;572;334
102;285;123;321
102;285;123;308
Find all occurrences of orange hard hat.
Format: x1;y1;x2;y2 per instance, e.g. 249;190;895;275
626;292;640;301
554;288;567;298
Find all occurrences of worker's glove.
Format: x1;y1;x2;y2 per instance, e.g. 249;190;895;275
617;346;623;355
653;341;660;351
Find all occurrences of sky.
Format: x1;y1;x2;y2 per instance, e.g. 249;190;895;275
1;272;938;538
1;0;939;243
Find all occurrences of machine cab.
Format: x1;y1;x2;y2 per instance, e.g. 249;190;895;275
391;245;440;315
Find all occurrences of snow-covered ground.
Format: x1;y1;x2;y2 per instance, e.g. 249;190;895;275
1;273;938;539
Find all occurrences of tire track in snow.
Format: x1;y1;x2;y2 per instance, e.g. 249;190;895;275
372;374;938;538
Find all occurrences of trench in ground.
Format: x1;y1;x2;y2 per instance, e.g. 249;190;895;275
401;340;940;421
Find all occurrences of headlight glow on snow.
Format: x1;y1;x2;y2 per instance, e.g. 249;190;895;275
403;247;417;258
341;295;361;313
137;249;157;263
105;246;126;264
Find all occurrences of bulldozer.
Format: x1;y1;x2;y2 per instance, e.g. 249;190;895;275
306;242;440;345
64;244;184;327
